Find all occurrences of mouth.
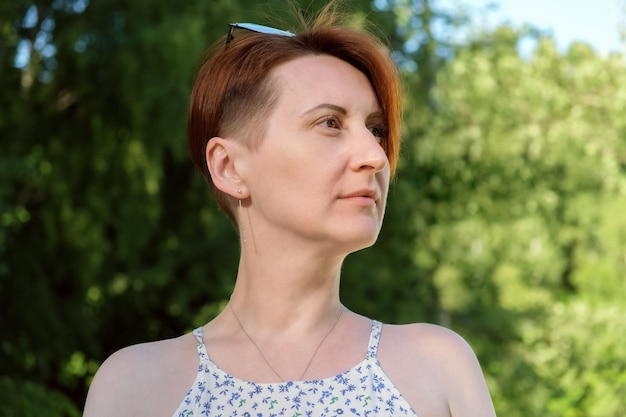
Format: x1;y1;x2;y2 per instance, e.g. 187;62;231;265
339;189;379;203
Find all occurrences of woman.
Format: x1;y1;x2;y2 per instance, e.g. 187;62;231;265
84;8;497;417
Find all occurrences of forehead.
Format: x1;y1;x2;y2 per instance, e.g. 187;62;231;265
271;54;380;112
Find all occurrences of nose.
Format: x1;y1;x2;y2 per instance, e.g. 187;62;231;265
349;127;389;173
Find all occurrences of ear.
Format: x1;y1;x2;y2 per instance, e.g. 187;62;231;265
205;137;248;198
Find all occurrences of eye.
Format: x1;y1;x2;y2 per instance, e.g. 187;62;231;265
368;124;388;144
318;115;341;130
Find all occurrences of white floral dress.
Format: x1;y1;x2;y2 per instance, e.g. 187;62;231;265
172;320;418;417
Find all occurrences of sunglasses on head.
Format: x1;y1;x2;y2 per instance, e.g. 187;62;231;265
226;22;295;45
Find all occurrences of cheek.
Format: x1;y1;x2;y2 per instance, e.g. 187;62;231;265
253;155;316;200
280;150;338;184
379;168;391;192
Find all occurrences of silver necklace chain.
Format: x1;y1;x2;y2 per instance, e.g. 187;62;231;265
229;302;343;382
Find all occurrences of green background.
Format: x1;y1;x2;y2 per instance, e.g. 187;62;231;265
1;0;625;415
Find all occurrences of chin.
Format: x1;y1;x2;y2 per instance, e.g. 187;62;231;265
336;229;381;255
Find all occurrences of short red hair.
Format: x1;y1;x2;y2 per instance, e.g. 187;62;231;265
187;19;402;224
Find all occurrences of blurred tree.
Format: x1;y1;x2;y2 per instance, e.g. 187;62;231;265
1;0;243;413
414;25;626;416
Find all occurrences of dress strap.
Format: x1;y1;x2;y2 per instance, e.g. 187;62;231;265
366;320;383;360
192;327;210;363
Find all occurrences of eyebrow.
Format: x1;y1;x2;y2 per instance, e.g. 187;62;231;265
302;103;348;116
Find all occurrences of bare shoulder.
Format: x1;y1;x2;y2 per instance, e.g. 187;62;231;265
83;333;198;417
378;323;497;417
389;322;477;362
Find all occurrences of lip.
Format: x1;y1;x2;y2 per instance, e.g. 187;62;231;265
339;188;379;204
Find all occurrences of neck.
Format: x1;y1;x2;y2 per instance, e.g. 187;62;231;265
229;251;344;334
228;300;344;382
207;229;355;382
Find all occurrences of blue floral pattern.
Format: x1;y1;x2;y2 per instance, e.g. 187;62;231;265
172;321;418;417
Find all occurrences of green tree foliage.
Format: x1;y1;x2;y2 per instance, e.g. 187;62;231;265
1;0;249;413
1;0;625;415
413;26;626;416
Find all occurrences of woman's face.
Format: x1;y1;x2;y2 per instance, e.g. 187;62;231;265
240;54;390;254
